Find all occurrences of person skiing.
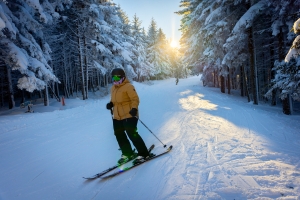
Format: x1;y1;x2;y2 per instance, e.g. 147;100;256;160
106;68;150;164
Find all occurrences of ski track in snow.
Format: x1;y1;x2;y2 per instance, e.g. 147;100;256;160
0;76;300;200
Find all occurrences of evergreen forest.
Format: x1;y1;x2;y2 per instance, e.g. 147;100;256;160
0;0;300;115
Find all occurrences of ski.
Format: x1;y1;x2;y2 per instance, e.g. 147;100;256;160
101;145;173;179
83;144;155;179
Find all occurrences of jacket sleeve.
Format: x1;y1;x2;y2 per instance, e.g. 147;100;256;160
127;84;139;109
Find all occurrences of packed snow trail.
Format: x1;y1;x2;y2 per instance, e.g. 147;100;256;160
0;76;299;200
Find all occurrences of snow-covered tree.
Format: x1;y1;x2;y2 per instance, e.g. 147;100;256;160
130;14;152;81
55;0;135;99
116;6;136;80
146;19;171;79
89;1;134;77
177;0;300;113
167;42;187;81
0;0;70;107
155;28;171;77
223;0;268;103
266;18;300;104
196;0;234;89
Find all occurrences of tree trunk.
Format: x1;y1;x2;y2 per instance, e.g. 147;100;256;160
63;48;69;98
44;85;49;106
78;35;86;100
282;95;291;115
84;37;89;99
269;31;276;106
240;66;244;97
244;66;251;102
227;67;231;94
98;73;101;88
6;65;15;109
1;75;4;107
70;68;74;97
220;75;225;93
213;70;216;87
56;82;60;101
277;28;291;114
247;26;258;104
216;71;219;87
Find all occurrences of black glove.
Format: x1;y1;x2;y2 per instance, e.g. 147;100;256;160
106;102;113;110
129;108;138;117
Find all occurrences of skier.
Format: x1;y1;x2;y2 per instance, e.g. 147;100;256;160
106;68;150;164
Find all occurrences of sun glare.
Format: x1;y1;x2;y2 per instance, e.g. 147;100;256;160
170;40;179;48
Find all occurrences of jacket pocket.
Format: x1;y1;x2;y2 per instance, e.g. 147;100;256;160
120;102;131;119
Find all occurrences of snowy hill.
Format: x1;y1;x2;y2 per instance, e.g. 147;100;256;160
0;76;300;200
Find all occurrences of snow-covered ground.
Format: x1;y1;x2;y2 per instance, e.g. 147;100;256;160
0;76;300;200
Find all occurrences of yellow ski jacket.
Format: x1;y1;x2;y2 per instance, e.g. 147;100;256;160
110;78;139;120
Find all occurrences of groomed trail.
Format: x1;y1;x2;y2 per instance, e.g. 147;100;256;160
0;76;300;200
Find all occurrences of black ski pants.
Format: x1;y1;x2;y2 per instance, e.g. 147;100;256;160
113;117;149;157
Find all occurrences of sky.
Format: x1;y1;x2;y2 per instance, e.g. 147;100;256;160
112;0;182;47
0;76;300;199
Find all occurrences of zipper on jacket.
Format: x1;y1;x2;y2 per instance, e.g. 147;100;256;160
114;87;120;119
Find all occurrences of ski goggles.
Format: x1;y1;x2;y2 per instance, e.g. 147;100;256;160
112;75;122;81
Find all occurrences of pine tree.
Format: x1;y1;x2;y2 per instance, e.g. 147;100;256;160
56;0;134;99
146;19;171;79
116;6;136;80
176;0;204;74
156;28;171;78
266;18;300;111
0;0;66;107
131;14;152;81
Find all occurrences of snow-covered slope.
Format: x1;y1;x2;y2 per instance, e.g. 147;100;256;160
0;76;299;200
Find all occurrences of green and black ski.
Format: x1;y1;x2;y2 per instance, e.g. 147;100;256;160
101;145;173;179
83;144;155;180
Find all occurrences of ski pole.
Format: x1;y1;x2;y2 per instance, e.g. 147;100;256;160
110;108;113;120
137;117;167;148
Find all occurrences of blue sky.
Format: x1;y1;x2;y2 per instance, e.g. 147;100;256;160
112;0;182;46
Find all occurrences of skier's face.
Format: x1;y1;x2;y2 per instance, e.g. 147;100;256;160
112;75;125;85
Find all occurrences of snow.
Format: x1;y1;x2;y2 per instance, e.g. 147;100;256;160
17;76;46;92
285;19;300;62
121;48;133;62
271;19;283;36
293;18;300;33
0;16;5;30
285;43;300;63
0;76;300;200
0;3;18;39
205;7;221;26
25;0;47;23
29;57;56;81
89;4;100;17
91;40;112;55
232;0;267;33
5;40;29;72
93;61;107;75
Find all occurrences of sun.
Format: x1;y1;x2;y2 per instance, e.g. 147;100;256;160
170;40;179;48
